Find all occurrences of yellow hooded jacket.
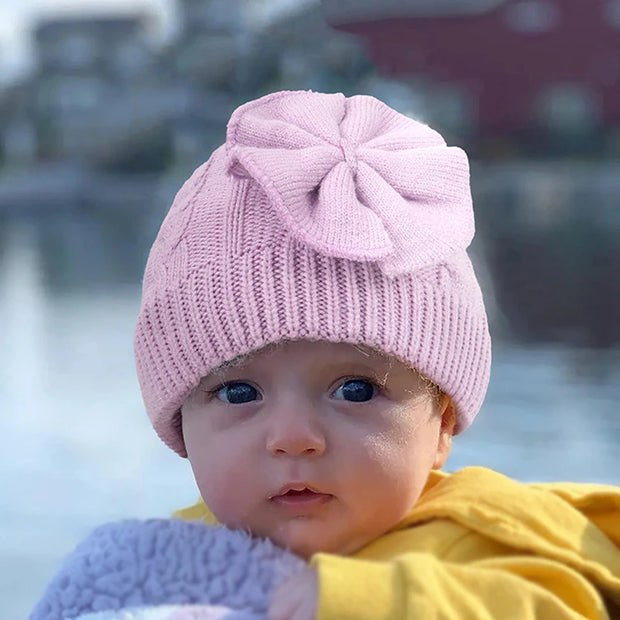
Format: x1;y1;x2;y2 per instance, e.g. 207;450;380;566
174;466;620;619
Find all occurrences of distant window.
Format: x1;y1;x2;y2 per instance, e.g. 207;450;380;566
182;0;244;32
177;35;239;83
114;42;150;76
504;0;560;33
58;34;97;69
536;83;600;133
46;77;105;114
603;0;620;28
2;118;36;163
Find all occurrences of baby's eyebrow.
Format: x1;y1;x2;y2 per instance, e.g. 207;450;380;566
210;342;288;374
352;343;372;357
207;351;256;375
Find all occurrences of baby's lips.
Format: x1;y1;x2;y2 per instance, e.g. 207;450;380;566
270;482;329;499
269;484;334;512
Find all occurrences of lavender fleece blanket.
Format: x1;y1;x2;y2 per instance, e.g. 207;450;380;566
29;519;305;620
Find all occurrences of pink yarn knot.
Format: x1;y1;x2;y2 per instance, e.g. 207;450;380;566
339;138;358;176
225;90;475;277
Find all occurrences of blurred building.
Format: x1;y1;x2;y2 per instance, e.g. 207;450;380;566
0;82;37;167
323;0;620;157
35;16;155;79
171;0;248;90
31;15;175;166
0;13;180;286
160;0;255;168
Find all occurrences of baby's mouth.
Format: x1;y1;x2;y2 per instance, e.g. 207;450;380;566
279;488;321;500
270;485;333;510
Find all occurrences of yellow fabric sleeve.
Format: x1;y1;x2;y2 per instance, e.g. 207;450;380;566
172;498;218;525
312;551;610;620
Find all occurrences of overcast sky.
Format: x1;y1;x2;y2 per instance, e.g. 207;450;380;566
0;0;312;83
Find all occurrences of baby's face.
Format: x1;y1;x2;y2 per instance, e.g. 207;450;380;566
181;340;454;559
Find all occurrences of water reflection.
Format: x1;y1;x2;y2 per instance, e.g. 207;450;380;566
0;221;618;619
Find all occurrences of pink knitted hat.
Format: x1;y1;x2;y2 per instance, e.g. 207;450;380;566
134;90;491;457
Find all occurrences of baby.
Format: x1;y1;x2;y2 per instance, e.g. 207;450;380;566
132;91;619;619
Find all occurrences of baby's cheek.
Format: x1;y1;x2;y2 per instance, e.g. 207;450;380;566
358;427;431;501
360;412;419;466
197;462;256;528
352;431;403;491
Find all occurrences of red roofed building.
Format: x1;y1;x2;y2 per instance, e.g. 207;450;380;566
323;0;620;149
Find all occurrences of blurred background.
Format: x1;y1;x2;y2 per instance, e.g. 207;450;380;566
1;0;619;616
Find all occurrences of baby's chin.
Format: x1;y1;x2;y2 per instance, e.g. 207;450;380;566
263;520;371;560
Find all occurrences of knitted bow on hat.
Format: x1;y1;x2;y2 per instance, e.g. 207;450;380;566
226;90;474;277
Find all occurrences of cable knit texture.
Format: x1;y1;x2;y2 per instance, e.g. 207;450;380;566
29;519;303;620
134;90;492;456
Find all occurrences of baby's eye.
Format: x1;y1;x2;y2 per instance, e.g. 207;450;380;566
332;379;377;403
214;382;260;404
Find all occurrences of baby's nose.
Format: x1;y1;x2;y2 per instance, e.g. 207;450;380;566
265;405;326;457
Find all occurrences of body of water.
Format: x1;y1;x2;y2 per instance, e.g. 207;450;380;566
1;224;619;619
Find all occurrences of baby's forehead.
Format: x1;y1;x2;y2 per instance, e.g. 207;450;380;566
204;340;418;382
